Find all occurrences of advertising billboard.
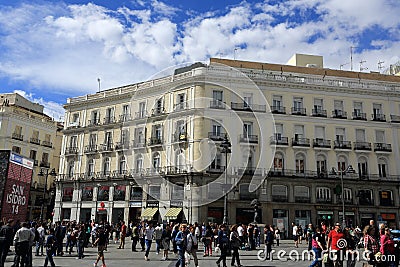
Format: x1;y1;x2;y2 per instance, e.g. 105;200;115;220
0;151;33;222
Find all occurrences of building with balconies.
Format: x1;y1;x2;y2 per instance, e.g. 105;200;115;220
0;93;62;220
55;54;400;230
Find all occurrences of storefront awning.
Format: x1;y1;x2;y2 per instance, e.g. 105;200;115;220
165;208;182;220
141;208;158;220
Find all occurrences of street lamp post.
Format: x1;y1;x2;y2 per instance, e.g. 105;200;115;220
331;165;355;228
38;168;57;222
220;134;231;225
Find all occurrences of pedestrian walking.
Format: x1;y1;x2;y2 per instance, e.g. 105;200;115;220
77;224;86;259
230;224;242;267
93;226;107;267
309;226;326;267
144;222;154;261
186;226;199;267
13;222;34;267
131;223;139;252
0;219;14;267
216;224;229;267
35;223;45;256
274;227;281;247
154;223;163;254
175;224;187;267
43;228;57;267
202;225;213;257
264;225;274;260
117;221;127;249
161;225;171;260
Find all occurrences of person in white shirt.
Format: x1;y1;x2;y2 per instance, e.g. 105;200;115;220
144;222;155;261
36;224;46;256
237;224;244;246
292;222;298;248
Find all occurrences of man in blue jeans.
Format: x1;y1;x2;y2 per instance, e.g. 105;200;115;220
144;222;154;261
175;224;187;267
310;227;326;267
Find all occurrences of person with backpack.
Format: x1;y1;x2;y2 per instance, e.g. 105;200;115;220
186;226;199;267
93;225;107;267
43;228;57;267
230;224;242;267
216;224;229;267
310;227;326;267
175;224;187;267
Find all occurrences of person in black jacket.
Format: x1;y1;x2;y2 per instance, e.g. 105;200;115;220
43;228;57;267
216;224;229;267
0;219;15;267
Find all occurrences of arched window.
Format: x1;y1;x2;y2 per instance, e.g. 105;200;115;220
337;155;348;171
316;154;327;176
87;158;95;176
358;156;368;179
103;157;111;175
119;156;127;174
295;153;305;173
378;158;388;178
273;152;284;171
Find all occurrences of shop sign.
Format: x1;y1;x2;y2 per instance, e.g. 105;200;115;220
317;211;333;215
170;201;183;207
381;213;396;220
129;202;142;207
146;201;159;208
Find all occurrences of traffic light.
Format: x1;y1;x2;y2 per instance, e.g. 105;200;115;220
327;215;331;219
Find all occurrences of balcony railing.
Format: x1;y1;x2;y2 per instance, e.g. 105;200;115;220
333;140;352;149
39;161;50;168
65;147;78;155
372;113;386;122
148;137;163;146
98;143;114;152
271;106;286;114
354;141;372;151
236;167;264;176
88;119;100;126
135;111;148;119
115;142;130;150
316;198;332;204
133;140;146;148
292;137;310;147
210;100;225;109
174;102;188;111
12;133;23;141
205;166;225;174
165;165;188;175
390;114;400;123
208;132;225;141
151;108;166;117
42;141;52;148
231;102;266;112
269;136;289;145
352;112;367;120
103;116;116;124
313;139;331;148
291;107;307;115
332;110;347;119
119;114;132;122
312;109;327;117
84;145;98;154
30;138;40;145
336;196;353;205
294;196;311;203
374;143;392;152
239;134;258;144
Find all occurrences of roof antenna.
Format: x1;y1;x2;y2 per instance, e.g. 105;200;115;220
360;60;368;72
97;78;101;92
378;61;385;73
350;46;358;71
340;63;349;70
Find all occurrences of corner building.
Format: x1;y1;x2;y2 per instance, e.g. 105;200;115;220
55;54;400;231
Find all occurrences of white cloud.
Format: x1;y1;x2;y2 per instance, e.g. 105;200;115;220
0;0;399;107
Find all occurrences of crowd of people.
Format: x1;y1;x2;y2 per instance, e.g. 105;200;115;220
0;218;399;267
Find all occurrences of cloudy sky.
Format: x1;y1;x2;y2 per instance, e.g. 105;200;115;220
0;0;399;120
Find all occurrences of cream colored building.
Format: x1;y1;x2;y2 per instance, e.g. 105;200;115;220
0;93;62;220
55;55;400;230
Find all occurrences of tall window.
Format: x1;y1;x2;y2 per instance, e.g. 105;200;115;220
295;154;305;173
139;102;146;118
273;153;284;171
68;161;75;178
70;136;77;148
316;155;327;176
353;102;363;115
243;122;253;137
355;129;366;142
104;131;113;148
378;158;387;178
213;90;223;102
119;156;127;174
358;157;368;178
316;187;331;201
105;107;114;123
293;97;303;110
272;95;282;108
243;93;253;107
103;158;111;175
91;110;99;124
136;155;143;172
88;159;95;176
210;154;222;170
89;133;97;147
153;153;161;170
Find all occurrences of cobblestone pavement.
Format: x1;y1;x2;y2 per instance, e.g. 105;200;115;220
3;240;346;267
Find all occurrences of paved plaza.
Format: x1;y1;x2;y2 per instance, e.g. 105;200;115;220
2;240;349;267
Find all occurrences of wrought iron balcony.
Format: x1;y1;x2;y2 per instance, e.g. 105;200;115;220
352;112;367;120
271;106;286;114
39;161;50;168
115;142;130;151
271;195;288;202
312;109;327;117
135;111;148;119
30;138;41;145
65;147;78;155
236;167;264;176
42;141;52;148
374;143;392;152
119;114;132;122
332;110;347;119
269;136;289;145
210;100;225;109
103;116;116;124
354;141;372;151
84;145;98;154
231;102;266;112
151;108;166;117
12;133;23;141
291;107;307;115
390;114;400;123
295;196;311;203
148;137;163;146
98;143;114;153
174;102;188;111
133;140;146;148
208;132;225;141
88;119;100;126
372;113;386;122
239;134;258;144
313;139;331;148
333;140;352;149
292;137;310;147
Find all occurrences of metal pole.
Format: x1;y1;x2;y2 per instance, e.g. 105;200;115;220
40;170;47;222
223;149;228;225
341;170;346;228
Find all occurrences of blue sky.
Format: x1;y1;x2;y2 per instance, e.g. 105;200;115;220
0;0;399;120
